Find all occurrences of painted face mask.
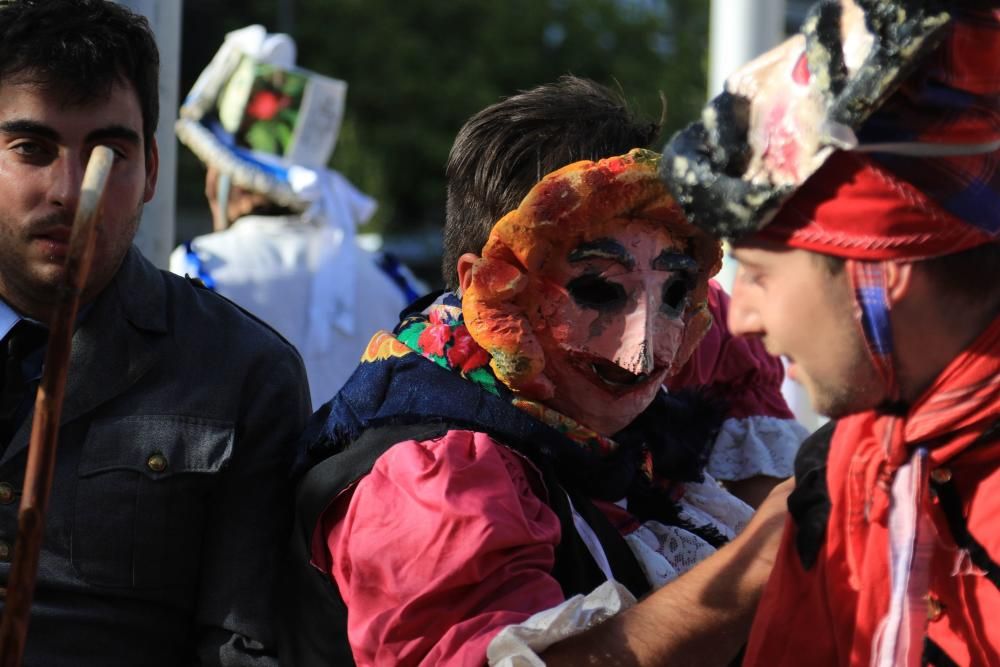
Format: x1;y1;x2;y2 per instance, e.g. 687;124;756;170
462;149;721;434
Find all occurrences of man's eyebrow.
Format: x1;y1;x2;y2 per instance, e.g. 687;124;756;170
652;250;697;272
0;119;60;141
0;120;140;148
86;125;141;146
568;238;635;270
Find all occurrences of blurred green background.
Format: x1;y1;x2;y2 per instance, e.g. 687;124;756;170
176;0;710;285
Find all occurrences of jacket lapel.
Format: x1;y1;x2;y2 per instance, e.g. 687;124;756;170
2;247;168;464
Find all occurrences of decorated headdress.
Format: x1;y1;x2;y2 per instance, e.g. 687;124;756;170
660;1;1000;393
661;1;999;253
176;25;364;219
462;148;722;398
178;25;376;348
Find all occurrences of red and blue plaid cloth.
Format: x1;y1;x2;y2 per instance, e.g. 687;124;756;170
847;260;898;396
858;8;1000;240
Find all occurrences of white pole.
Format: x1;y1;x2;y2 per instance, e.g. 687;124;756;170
113;0;183;269
708;0;824;432
710;0;786;292
708;0;787;97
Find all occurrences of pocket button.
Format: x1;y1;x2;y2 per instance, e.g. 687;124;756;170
146;453;168;473
0;483;14;505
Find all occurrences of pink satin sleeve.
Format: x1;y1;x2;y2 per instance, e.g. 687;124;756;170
321;430;566;667
670;280;793;420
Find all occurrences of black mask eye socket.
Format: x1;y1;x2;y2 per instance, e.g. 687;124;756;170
567;274;627;312
661;274;692;317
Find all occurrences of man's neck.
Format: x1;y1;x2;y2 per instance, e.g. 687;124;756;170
895;298;1000;404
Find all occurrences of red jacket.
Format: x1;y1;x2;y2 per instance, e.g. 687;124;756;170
746;316;1000;666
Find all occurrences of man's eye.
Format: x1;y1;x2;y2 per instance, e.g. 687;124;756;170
10;140;53;162
661;275;692;316
12;141;41;156
567;274;626;311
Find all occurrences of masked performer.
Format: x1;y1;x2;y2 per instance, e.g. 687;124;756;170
173;25;423;406
659;1;1000;664
282;149;791;666
443;75;809;510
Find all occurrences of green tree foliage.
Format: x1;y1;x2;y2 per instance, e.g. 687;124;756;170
177;0;708;260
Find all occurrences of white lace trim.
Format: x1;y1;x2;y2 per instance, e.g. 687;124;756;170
707;415;809;481
486;474;753;662
487;581;636;666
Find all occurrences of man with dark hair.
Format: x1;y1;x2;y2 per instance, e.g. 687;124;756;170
660;2;1000;664
0;1;310;664
442;76;661;290
443;75;808;508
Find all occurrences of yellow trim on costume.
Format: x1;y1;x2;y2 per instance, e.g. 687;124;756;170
361;331;413;363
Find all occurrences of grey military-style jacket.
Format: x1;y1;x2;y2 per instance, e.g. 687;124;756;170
0;246;311;666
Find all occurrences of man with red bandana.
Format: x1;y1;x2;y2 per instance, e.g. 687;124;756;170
659;2;1000;664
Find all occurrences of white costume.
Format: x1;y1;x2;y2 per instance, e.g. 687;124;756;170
173;25;423;406
170;214;416;408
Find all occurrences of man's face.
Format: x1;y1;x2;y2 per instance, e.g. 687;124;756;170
0;76;157;320
728;244;885;417
530;219;695;435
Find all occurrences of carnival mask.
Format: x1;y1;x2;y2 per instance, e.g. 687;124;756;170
462;149;722;434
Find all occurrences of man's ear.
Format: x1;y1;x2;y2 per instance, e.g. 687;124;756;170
144;136;159;203
455;253;480;295
885;260;915;305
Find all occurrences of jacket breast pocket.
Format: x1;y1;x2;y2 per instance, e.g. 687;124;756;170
72;416;234;590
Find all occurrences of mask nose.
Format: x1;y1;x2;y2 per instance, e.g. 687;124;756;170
613;289;658;375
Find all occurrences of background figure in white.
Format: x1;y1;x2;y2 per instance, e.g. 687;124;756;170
171;25;422;407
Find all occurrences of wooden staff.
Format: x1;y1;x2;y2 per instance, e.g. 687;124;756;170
0;146;115;665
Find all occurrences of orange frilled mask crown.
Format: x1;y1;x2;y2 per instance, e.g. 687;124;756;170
461;148;723;398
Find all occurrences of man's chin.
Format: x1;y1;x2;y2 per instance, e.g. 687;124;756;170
808;387;883;420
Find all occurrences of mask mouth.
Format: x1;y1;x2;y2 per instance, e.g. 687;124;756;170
591;360;650;387
564;351;666;397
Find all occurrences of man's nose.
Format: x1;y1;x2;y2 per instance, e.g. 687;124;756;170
47;153;84;213
726;280;762;337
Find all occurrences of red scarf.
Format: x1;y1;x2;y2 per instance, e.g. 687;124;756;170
828;313;1000;665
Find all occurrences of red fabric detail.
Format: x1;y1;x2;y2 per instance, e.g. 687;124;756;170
669;281;793;420
417;310;453;357
591;498;642;536
745;315;1000;666
321;431;565;666
757;151;994;261
446;324;490;373
926;10;1000;100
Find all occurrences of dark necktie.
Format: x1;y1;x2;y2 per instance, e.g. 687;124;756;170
0;320;48;447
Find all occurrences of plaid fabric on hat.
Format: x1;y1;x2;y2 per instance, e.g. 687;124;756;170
857;8;1000;241
760;9;1000;260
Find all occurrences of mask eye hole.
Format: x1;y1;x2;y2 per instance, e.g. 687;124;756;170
661;275;692;316
567;274;627;312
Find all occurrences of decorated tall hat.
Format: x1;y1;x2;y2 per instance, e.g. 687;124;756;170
660;0;1000;260
462;148;722;398
176;25;348;212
